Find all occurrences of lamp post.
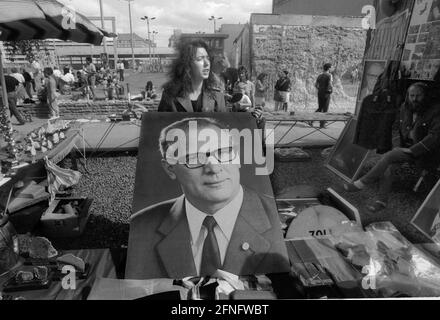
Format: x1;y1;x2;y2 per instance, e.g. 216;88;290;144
98;0;107;55
123;0;135;69
141;16;155;66
208;16;222;33
152;30;158;60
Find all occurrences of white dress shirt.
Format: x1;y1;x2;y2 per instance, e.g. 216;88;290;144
185;186;244;275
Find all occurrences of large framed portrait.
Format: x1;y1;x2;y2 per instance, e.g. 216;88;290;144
354;60;387;116
411;179;440;244
132;112;275;213
325;118;371;183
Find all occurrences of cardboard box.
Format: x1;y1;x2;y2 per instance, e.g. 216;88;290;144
40;197;93;238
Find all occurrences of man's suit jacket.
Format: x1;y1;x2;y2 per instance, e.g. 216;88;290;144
157;89;227;112
125;188;290;279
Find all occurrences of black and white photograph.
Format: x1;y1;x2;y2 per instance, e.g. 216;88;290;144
1;0;440;306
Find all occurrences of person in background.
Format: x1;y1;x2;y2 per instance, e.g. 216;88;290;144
274;71;291;112
0;72;25;125
145;81;157;100
9;67;26;104
22;68;34;100
10;67;25;84
84;57;97;100
351;67;359;84
314;63;334;128
43;67;59;118
117;60;125;82
158;39;226;112
343;83;440;212
59;67;75;94
53;66;62;78
254;72;268;109
233;66;255;108
31;60;42;91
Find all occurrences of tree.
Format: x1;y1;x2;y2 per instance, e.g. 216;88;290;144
4;40;50;63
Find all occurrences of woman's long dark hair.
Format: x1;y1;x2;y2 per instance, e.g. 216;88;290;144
163;39;217;98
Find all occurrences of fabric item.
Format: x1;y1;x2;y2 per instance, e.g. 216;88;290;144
45;157;82;202
61;73;75;84
354;93;399;153
118;69;124;81
315;73;332;94
3;75;19;93
158;89;227;112
10;73;25;84
275;77;291;92
125;188;290;280
200;216;222;276
23;72;32;83
278;91;290;103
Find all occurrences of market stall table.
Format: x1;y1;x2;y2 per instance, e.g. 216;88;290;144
264;112;352;147
0;129;83;192
0;249;118;300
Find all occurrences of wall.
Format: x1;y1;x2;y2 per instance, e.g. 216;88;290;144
242;14;367;105
219;24;247;67
272;0;373;16
24;100;159;119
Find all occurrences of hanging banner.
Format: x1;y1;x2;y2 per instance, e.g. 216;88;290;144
401;0;440;80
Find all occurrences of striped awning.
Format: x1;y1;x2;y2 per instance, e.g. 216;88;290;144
0;0;115;45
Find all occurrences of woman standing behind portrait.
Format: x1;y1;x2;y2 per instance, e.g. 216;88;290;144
158;40;226;112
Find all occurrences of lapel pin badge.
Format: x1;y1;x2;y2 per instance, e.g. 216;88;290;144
242;242;250;251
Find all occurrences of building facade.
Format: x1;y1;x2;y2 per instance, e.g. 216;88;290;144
168;30;229;57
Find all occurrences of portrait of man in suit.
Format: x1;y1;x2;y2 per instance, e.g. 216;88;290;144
125;117;290;280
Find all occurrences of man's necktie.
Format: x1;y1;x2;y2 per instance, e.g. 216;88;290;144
200;216;221;276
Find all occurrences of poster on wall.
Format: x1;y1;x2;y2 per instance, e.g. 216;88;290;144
354;60;387;115
411;179;440;245
365;9;411;61
401;0;440;80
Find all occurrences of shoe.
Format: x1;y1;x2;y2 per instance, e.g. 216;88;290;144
366;200;387;213
343;182;363;192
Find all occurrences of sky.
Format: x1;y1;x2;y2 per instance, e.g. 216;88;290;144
60;0;273;47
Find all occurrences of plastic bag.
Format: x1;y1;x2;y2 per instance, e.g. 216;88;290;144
334;222;440;297
44;157;81;203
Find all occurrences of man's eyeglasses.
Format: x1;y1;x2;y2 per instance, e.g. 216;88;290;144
167;146;238;169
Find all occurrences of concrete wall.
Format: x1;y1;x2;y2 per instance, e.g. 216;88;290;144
272;0;374;17
237;14;367;104
219;24;247;68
